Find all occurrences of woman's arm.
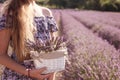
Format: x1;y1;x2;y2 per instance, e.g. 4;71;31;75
0;29;52;79
0;28;28;76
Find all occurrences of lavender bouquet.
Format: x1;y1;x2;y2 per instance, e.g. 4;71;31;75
25;36;68;74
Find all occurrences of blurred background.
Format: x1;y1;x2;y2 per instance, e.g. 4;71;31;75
0;0;120;11
0;0;120;80
35;0;120;11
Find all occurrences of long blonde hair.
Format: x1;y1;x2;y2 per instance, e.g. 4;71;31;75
3;0;35;62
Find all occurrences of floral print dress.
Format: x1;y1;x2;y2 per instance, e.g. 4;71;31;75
0;15;58;80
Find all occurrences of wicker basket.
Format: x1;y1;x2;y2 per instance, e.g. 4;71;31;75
29;48;68;74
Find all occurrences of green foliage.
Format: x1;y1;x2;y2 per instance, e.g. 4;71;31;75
1;0;120;11
100;0;119;11
48;0;67;8
85;0;101;10
66;0;86;8
37;0;120;11
0;0;5;3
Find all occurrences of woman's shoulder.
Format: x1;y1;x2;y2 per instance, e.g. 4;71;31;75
34;4;53;17
41;7;53;17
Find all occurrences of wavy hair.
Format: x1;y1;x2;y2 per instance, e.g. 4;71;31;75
3;0;35;62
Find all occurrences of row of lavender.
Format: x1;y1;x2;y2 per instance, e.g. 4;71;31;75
53;10;120;80
52;9;62;36
67;10;120;50
52;10;64;80
72;10;120;29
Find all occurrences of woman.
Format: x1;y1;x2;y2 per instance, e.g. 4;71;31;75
0;0;58;80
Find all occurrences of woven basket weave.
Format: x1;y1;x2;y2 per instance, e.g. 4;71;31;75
30;48;68;74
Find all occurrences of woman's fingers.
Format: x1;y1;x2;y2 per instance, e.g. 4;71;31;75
48;72;56;80
39;72;55;80
38;67;47;73
29;67;56;80
37;67;52;79
49;74;54;80
40;74;51;79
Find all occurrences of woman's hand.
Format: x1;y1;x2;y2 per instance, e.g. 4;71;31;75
48;72;56;80
29;67;53;80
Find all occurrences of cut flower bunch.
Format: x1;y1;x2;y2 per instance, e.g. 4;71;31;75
24;36;68;74
26;36;67;54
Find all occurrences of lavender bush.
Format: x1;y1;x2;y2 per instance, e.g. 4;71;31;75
60;11;120;80
52;9;62;36
0;9;120;80
69;11;120;49
71;10;120;29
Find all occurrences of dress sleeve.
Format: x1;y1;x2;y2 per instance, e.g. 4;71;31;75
47;16;58;32
0;15;6;30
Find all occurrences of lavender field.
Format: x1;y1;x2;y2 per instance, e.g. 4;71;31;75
0;7;120;80
52;9;120;80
